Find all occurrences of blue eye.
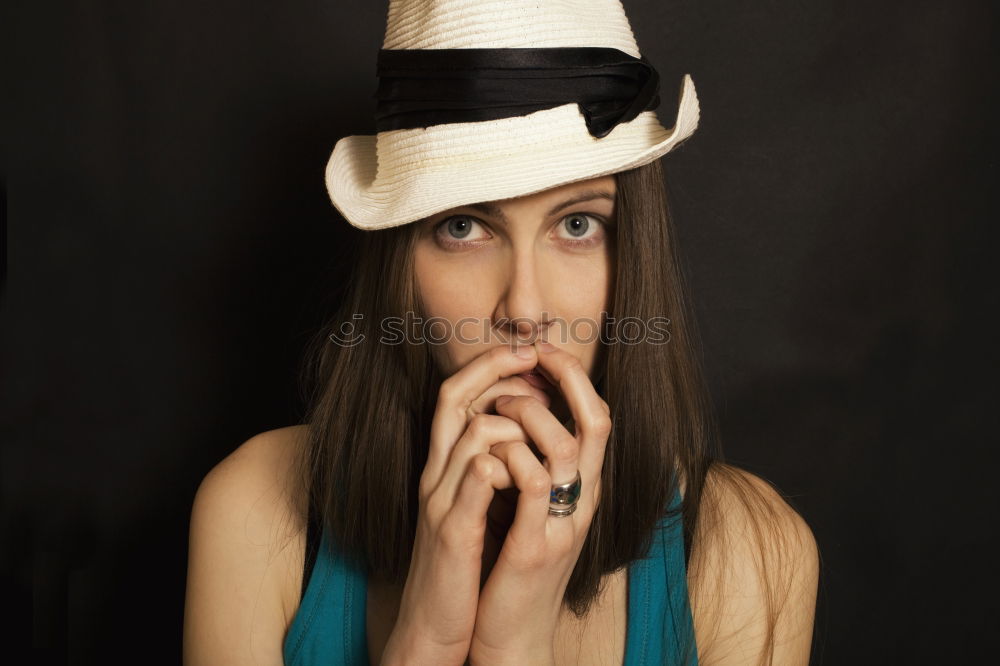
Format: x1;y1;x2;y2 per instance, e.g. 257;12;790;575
446;216;475;239
434;215;488;247
557;213;607;243
563;214;591;238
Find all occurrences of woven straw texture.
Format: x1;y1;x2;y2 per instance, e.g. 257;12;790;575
327;0;700;230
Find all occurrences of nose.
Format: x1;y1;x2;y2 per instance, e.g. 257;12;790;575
494;249;550;344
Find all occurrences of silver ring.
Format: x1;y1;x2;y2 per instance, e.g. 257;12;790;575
548;470;582;517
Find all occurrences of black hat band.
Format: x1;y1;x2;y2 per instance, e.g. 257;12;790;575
374;47;662;139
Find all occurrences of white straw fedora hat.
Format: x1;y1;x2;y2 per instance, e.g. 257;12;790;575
326;0;701;231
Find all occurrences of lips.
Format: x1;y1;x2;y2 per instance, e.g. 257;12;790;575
517;370;555;391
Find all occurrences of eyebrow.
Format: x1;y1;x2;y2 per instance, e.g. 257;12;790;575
464;189;616;224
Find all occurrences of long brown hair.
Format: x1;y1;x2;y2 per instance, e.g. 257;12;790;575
292;157;796;664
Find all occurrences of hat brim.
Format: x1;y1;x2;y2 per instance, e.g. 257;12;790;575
325;74;700;231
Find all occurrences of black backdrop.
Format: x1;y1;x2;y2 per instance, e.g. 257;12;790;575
3;1;996;664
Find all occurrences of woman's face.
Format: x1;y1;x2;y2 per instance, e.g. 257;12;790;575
413;175;616;416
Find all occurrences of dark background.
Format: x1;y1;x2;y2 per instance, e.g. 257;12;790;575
3;0;996;663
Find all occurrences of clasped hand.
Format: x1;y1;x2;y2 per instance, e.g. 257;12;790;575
387;339;612;666
468;340;612;665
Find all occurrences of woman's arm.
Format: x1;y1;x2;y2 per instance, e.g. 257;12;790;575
689;465;820;666
183;427;307;666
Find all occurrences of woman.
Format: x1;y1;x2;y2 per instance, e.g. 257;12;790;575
183;1;819;664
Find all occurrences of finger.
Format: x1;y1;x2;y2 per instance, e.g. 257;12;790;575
493;395;579;490
424;344;539;493
468;375;552;417
532;340;612;504
439;413;530;505
487;441;558;550
446;452;515;539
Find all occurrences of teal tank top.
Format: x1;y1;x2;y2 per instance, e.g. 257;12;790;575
284;485;698;665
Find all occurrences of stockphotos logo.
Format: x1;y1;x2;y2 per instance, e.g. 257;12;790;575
328;312;671;347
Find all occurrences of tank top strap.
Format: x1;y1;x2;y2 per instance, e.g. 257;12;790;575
283;527;370;665
623;481;699;665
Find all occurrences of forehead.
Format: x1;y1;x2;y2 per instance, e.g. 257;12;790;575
508;174;615;198
499;174;617;205
435;175;617;220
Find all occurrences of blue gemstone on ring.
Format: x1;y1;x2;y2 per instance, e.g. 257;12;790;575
549;470;582;505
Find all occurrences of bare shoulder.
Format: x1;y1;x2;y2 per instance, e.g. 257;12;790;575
688;463;819;666
183;425;311;666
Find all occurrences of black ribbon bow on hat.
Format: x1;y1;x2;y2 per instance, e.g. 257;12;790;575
374;47;662;139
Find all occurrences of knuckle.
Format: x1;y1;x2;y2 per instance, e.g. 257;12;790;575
552;435;579;463
587;414;613;437
525;468;552;497
468;453;496;482
437;377;459;405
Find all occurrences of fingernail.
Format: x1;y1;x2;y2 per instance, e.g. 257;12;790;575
514;345;534;359
495;395;514;407
537;340;556;353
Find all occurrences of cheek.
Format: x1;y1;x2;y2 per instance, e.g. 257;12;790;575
547;254;612;375
415;253;490;318
551;254;612;322
414;247;495;370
